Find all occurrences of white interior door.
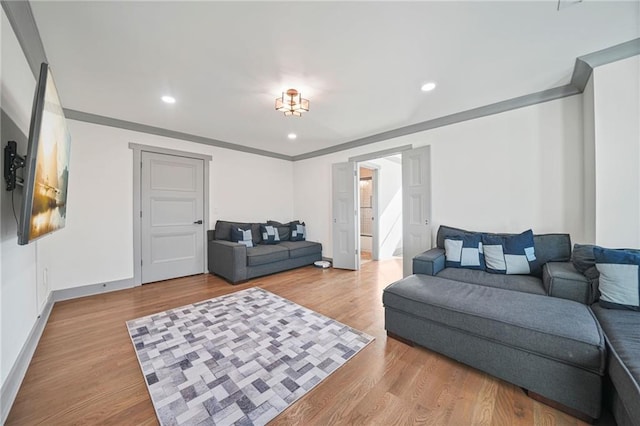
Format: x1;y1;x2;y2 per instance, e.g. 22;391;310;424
332;162;359;270
402;146;432;277
141;152;205;283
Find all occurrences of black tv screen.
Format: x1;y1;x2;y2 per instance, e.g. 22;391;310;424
18;62;71;245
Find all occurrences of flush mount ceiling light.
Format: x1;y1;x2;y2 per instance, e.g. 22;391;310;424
161;95;176;104
275;89;309;117
421;82;436;92
287;133;297;140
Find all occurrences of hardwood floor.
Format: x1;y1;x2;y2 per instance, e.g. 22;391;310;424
7;260;592;425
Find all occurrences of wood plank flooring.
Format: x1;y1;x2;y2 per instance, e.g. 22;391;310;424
7;260;594;425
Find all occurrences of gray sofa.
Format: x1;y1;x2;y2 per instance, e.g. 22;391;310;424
207;220;322;284
383;225;640;425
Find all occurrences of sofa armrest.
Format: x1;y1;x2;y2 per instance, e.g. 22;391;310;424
208;240;247;284
413;248;445;276
543;262;592;304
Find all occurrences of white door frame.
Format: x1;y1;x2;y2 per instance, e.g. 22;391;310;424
351;146;413;262
349;144;431;274
358;163;380;261
129;143;212;286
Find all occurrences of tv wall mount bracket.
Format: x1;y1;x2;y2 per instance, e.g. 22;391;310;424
4;141;25;191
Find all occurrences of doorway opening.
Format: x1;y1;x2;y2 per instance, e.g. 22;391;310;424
357;155;403;266
332;145;430;275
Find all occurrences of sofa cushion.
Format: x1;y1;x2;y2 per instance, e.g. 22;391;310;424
383;275;606;375
595;247;640;311
278;241;322;259
532;234;572;267
230;226;253;248
436;267;545;295
591;304;640;423
276;226;290;241
483;230;537;275
260;224;281;244
214;220;261;245
444;234;485;270
572;244;597;274
266;220;291;241
246;245;289;266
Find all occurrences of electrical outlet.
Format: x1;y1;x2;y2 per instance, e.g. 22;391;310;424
43;268;48;286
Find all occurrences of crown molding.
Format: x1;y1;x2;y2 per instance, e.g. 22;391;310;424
292;85;580;161
571;38;640;91
1;0;47;78
63;109;292;161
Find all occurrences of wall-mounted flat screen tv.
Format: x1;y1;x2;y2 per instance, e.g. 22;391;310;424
18;62;71;245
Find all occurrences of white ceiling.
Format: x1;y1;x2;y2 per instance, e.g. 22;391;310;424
30;1;639;157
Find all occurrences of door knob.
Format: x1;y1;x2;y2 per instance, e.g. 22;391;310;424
194;220;203;224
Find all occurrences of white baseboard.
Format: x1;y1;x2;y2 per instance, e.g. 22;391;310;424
53;278;135;302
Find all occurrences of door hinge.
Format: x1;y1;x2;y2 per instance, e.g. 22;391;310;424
141;259;143;266
140;210;142;218
140;161;143;169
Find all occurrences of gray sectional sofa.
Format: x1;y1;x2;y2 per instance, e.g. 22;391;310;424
207;220;322;284
383;225;640;425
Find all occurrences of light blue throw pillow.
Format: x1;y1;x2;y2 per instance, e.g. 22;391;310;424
595;247;640;311
482;230;537;275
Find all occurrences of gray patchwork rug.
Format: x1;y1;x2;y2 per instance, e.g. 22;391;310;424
126;287;374;425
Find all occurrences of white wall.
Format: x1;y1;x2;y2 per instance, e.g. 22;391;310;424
593;55;640;248
37;121;295;291
294;95;586;258
0;9;40;388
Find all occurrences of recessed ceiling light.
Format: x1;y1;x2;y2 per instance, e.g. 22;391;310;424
421;82;436;92
287;133;297;140
161;95;176;104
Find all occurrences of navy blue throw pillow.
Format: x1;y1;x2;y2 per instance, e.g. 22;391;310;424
482;230;537;275
260;224;280;244
290;222;306;241
230;226;253;248
444;234;485;270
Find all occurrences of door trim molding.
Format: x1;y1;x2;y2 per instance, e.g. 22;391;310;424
348;145;413;163
371;168;380;261
129;143;212;286
357;164;380;261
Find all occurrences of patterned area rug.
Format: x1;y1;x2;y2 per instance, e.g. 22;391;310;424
126;287;374;425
